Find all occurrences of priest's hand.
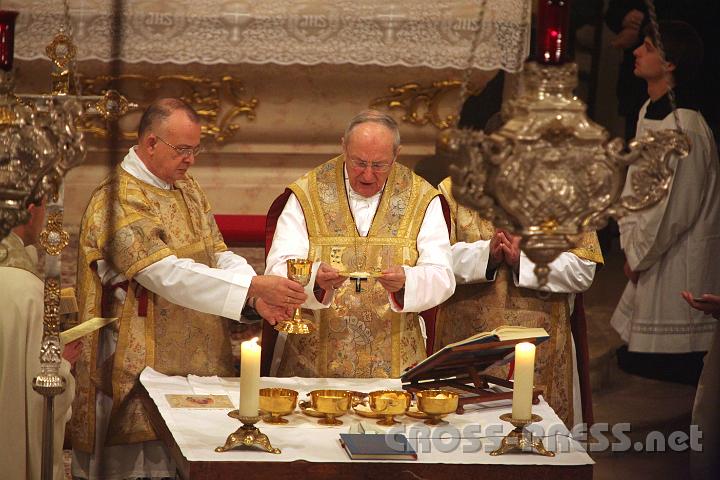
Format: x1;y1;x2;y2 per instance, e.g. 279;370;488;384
488;230;505;270
255;298;293;325
378;265;406;293
681;291;720;320
315;262;348;291
249;275;307;308
62;339;83;367
623;260;639;284
498;230;521;273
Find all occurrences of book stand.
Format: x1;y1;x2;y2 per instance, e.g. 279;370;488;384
401;337;544;414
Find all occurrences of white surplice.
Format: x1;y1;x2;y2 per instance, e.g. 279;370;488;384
72;147;257;480
0;233;75;480
611;104;720;353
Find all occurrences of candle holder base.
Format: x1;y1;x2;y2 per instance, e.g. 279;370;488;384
274;319;313;335
490;413;554;457
215;415;281;454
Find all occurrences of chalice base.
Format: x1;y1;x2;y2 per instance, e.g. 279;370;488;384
262;414;289;424
423;414;449;426
377;415;400;426
489;413;555;457
215;418;281;454
319;415;343;426
274;319;313;335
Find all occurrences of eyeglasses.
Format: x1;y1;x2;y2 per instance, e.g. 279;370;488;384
349;157;394;173
156;135;202;159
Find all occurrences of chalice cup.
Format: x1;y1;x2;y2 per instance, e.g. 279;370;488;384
274;258;314;335
310;389;352;426
416;390;459;426
369;390;411;426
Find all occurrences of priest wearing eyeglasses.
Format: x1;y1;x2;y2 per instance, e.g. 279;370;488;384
70;98;306;479
264;110;455;378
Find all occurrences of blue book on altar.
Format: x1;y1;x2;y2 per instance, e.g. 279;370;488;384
339;433;417;460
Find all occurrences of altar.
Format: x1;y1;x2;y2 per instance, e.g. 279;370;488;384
139;368;593;480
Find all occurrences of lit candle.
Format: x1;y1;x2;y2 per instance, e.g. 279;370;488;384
511;342;536;420
238;337;261;418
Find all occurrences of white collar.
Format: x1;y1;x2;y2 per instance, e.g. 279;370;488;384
121;147;173;190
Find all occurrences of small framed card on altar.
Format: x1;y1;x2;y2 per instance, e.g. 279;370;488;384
165;394;234;409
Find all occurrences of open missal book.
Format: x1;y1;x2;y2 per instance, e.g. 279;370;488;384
401;325;549;384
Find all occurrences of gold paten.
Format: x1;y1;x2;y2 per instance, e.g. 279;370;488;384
309;389;352;426
368;390;411;426
490;413;555;457
215;415;281;454
258;388;298;424
450;61;689;286
274;258;314;335
415;389;459;426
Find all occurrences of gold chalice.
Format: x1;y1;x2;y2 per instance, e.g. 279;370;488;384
309;389;352;426
274;258;314;335
415;390;459;426
369;390;411;426
259;388;298;424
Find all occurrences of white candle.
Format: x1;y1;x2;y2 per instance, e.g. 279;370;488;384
239;337;261;418
511;342;536;421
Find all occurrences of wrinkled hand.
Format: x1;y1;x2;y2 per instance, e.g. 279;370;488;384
623;260;639;284
62;340;83;366
488;230;505;270
681;291;720;320
498;230;521;273
378;265;406;293
248;274;307;309
315;262;348;291
255;298;293;326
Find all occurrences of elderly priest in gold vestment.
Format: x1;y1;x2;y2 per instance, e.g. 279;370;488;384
435;177;603;427
264;110;456;378
70;99;306;479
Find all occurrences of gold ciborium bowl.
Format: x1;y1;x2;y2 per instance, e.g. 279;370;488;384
369;390;411;426
415;390;459;425
309;389;352;426
259;388;298;424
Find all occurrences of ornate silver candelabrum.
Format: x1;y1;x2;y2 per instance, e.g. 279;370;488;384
449;61;688;287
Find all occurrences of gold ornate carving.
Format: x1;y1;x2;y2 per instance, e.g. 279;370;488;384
39;211;70;256
370;80;478;130
78;74;258;143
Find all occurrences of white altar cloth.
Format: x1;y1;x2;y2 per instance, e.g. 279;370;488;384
140;367;594;465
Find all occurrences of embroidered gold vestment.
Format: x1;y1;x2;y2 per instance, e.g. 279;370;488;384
276;156;439;378
70;168;234;452
436;177;604;426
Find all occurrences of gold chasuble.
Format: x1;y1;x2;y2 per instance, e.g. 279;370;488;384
277;156;439;378
436;177;603;426
71;168;234;452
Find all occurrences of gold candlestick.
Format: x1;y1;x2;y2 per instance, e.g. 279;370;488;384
215;415;281;454
490;413;555;457
274;258;314;334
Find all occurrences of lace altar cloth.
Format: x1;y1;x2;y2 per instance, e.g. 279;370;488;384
10;0;530;71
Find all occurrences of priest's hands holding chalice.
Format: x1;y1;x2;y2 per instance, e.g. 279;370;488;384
248;275;307;325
